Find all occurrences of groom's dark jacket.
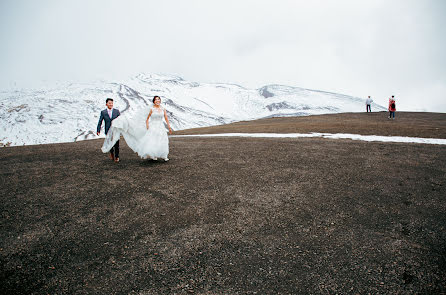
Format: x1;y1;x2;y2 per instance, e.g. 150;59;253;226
97;108;120;135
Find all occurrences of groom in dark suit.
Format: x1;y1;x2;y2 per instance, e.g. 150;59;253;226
97;98;121;162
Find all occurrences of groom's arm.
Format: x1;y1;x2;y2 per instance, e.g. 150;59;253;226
97;112;104;135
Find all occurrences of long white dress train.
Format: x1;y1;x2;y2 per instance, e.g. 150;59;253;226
101;106;169;160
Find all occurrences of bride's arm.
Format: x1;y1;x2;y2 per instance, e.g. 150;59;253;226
164;109;173;134
146;109;153;129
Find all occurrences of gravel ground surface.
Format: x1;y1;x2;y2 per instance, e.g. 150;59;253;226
1;112;445;294
174;111;446;138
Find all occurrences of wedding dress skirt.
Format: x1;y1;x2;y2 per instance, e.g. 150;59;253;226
101;107;169;159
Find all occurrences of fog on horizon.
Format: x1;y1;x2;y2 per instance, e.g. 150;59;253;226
1;0;445;112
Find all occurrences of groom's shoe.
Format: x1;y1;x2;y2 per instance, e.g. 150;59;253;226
109;153;115;161
114;157;120;163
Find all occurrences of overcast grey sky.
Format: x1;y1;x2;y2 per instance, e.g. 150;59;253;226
1;0;445;111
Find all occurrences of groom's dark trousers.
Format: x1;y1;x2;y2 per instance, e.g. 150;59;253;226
110;140;119;159
97;108;121;158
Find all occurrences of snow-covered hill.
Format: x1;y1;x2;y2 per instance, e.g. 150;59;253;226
0;73;386;146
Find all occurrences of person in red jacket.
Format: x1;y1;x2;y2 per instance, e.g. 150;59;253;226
388;96;396;119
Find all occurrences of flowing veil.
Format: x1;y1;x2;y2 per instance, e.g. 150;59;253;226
101;107;151;154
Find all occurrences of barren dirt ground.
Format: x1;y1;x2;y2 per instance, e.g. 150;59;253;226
174;111;446;138
1;112;445;294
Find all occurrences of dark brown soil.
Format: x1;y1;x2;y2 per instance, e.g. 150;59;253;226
1;112;445;294
174;112;446;138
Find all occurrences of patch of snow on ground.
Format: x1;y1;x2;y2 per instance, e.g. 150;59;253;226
172;133;446;145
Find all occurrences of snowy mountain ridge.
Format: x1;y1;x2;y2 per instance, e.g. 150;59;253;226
0;73;386;146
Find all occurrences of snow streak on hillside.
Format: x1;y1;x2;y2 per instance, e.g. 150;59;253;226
0;74;386;146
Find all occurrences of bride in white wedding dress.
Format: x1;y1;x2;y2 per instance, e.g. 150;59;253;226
101;96;173;161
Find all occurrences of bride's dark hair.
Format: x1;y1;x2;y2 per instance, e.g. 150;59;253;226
153;96;161;103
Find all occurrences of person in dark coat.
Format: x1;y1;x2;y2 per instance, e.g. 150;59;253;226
97;98;121;162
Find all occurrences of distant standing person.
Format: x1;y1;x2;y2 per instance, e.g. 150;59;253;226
366;96;373;112
388;96;396;119
97;98;121;162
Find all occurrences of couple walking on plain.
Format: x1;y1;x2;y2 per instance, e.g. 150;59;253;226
97;96;173;162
